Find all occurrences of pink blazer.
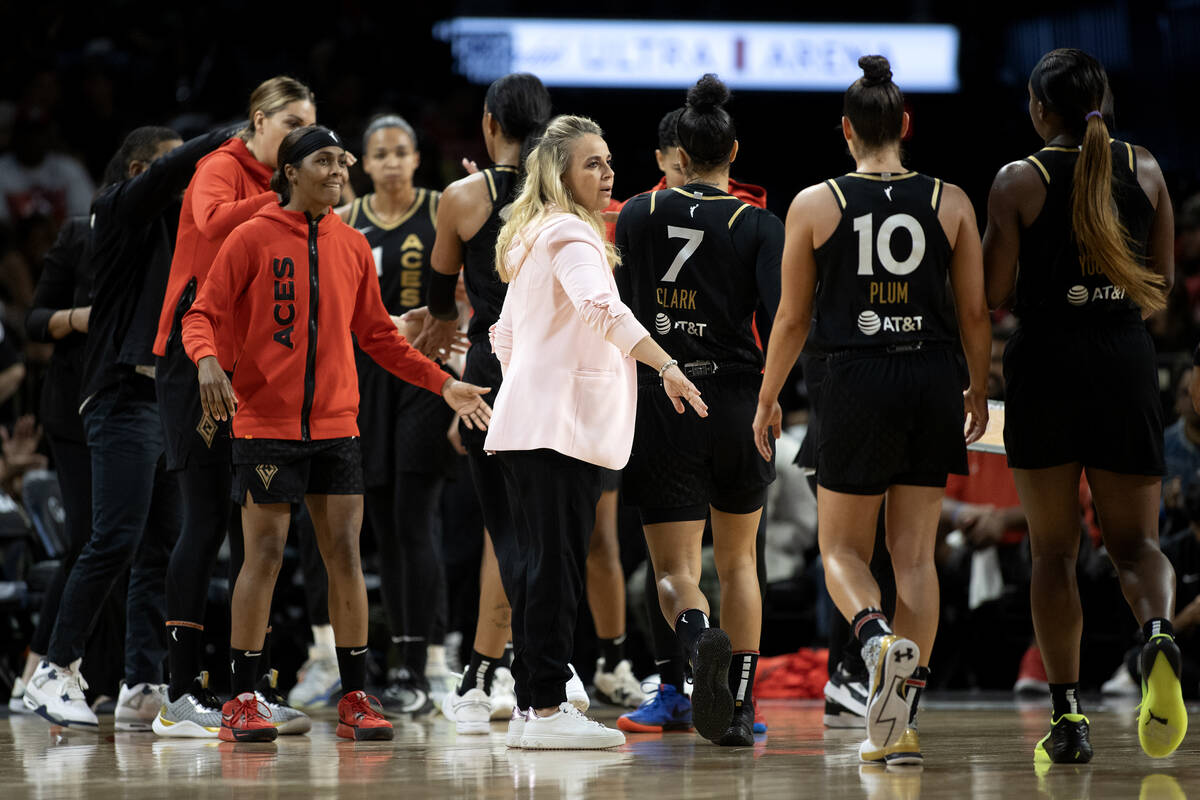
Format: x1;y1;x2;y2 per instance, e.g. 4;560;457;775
484;212;649;469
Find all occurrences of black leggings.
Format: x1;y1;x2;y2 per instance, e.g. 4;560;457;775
365;471;445;671
165;462;231;626
642;506;770;671
31;435;96;654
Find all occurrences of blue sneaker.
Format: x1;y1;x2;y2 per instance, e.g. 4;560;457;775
617;683;693;733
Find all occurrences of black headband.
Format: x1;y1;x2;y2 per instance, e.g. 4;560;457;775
284;127;344;168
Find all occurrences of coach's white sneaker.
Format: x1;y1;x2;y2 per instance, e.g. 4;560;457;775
566;664;589;712
24;660;98;729
506;707;528;748
9;676;32;714
115;681;166;731
520;702;624;750
490;666;518;720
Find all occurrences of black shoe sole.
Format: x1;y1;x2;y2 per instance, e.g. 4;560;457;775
690;629;734;743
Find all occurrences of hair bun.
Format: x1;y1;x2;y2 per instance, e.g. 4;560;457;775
858;55;893;87
686;73;730;113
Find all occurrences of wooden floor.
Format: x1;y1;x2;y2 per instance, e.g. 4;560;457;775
4;697;1200;799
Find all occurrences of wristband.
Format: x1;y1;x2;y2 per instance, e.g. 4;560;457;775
658;359;678;378
427;270;460;321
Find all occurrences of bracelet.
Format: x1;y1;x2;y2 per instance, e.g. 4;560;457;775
68;307;77;333
657;359;678;378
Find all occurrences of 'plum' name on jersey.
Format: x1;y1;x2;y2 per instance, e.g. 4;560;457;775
869;280;909;304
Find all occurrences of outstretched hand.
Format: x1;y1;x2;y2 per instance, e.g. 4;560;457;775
661;365;708;418
442;379;492;430
412;316;463;362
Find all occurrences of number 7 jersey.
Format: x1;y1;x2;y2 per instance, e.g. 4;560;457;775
614;183;784;371
807;171;957;355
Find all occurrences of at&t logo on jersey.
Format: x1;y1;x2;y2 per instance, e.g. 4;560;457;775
857;309;923;336
655;312;672;335
1066;284;1124;306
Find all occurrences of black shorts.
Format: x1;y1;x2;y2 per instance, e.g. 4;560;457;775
231;437;363;505
458;341;503;453
1003;322;1164;475
817;345;967;495
356;350;455;487
624;371;775;522
156;289;231;471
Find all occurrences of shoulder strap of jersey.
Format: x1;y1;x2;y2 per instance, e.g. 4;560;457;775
428;189;440;227
1117;140;1135;174
930;177;944;213
824;178;847;210
482;168;499;203
650;189;660;215
728;202;751;229
1024;153;1051;187
347;196;362;227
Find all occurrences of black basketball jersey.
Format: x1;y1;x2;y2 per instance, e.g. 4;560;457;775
615;183;783;375
1013;140;1154;326
807;171;957;355
347;190;439;316
461;165;519;342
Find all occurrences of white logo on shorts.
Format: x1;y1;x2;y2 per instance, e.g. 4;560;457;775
857;310;882;336
1067;285;1089;306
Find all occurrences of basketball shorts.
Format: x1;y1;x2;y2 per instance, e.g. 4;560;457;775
1003;322;1164;475
231;437;363;505
817;345;967;495
458;341;503;454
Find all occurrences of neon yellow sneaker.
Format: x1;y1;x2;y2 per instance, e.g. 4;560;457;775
1033;713;1092;764
1138;634;1187;758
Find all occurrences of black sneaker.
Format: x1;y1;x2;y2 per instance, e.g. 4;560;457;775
824;661;868;727
1034;713;1092;764
719;701;755;746
689;628;734;743
381;667;435;717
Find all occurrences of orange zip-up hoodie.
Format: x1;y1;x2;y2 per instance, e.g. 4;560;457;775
154;137;276;364
182;203;449;441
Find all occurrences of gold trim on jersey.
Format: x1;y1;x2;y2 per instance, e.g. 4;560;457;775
1124;141;1134;171
1026;156;1050;183
484;170;498;202
669;187;737;201
728;203;750;228
1036;141;1134;171
650;189;658;214
825;179;847;210
930;178;943;210
1040;146;1080;153
845;171;918;181
362;189;427;231
493;165;519;173
347;197;363;227
429;190;440;228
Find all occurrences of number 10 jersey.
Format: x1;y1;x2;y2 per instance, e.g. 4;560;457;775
806;171;958;355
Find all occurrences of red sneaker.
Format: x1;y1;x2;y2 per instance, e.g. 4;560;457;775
1014;645;1049;694
219;692;277;742
337;691;394;741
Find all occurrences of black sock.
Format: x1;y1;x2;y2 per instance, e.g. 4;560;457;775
659;652;686;693
405;638;428;676
167;622;204;702
1049;682;1081;718
461;650;499;695
336;646;368;695
907;666;930;727
599;634;626;668
729;651;759;711
851;608;892;647
500;642;514;670
230;648;262;696
257;627;273;682
674;609;711;656
1144;618;1174;641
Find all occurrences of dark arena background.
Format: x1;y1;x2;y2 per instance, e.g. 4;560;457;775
2;1;1200;798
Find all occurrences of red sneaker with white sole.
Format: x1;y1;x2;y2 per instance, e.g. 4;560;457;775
336;691;394;741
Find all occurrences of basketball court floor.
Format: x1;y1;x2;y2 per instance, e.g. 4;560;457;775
4;696;1197;799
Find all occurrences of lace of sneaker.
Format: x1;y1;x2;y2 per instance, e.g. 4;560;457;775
58;666;89;702
227;695;272;727
345;692;387;723
557;702;609;729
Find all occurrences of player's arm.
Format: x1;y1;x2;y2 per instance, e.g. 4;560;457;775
981;160;1039;309
753;185;827;460
417;175;485;358
1136;145;1175;292
941;182;991;446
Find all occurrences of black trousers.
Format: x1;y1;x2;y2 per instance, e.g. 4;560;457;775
498;449;603;709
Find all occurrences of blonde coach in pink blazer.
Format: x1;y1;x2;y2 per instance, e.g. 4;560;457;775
482;116;706;750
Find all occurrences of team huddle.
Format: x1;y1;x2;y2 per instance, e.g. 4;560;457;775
15;44;1187;766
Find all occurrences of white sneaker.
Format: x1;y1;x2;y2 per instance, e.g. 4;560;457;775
9;676;31;714
490;666;518;720
566;663;589;712
257;669;312;734
520;702;625;750
426;645;459;706
1101;663;1141;697
115;682;166;731
24;660;98;729
287;648;341;709
506;707;527;748
593;658;647;708
442;684;492;734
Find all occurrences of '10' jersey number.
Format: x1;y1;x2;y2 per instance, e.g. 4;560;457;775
852;213;925;277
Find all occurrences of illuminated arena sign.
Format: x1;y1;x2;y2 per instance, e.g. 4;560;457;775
434;18;960;92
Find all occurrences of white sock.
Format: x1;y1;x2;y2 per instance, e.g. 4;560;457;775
427;644;447;672
312;624;336;654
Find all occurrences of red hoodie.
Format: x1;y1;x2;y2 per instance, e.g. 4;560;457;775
154;137;276;363
182;203;449;441
604;176;767;240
